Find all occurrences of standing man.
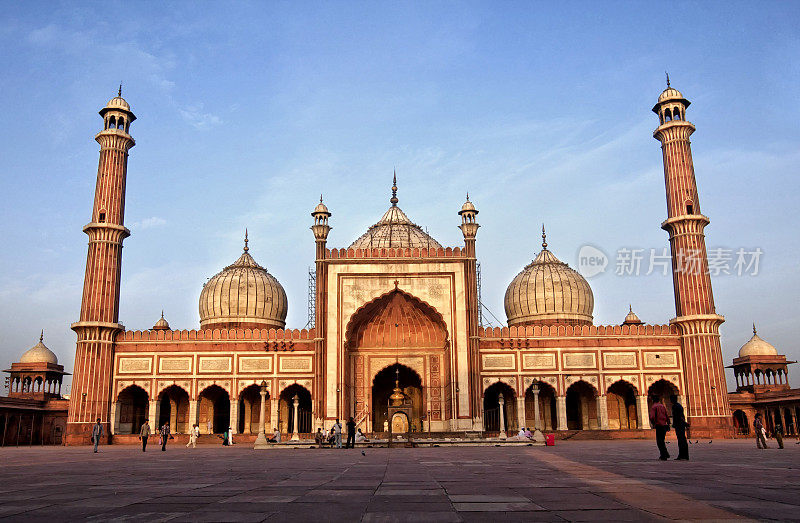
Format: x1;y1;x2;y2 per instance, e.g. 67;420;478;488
160;422;170;452
207;418;213;435
140;420;151;452
774;420;785;449
334;419;343;449
346;417;356;449
754;413;768;449
91;418;103;453
670;394;689;460
649;396;670;460
186;424;198;448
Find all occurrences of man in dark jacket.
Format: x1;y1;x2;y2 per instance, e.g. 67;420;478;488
670;394;689;460
160;422;170;451
649;396;670;460
346;417;356;449
91;418;103;453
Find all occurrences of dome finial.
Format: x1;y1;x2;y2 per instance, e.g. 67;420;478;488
40;329;44;343
118;83;123;97
541;224;548;250
390;170;398;206
466;192;470;201
665;71;670;88
244;228;249;252
161;310;164;319
629;304;633;313
320;194;323;203
753;322;757;335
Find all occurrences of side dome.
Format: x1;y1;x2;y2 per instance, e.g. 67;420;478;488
349;174;442;250
738;325;778;358
20;332;58;365
199;234;287;330
504;229;594;327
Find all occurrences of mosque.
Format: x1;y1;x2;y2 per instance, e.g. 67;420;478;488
4;82;796;446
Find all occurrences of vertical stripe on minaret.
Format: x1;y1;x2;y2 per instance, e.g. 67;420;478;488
66;93;135;445
652;83;731;437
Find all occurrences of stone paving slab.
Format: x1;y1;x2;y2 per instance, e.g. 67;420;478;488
0;439;796;521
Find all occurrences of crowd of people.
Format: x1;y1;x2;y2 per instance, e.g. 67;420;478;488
88;400;794;455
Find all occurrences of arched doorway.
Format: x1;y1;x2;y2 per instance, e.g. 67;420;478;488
647;379;678;415
198;385;230;434
116;385;148;434
279;384;312;435
345;289;450;433
238;385;267;434
372;364;423;433
784;408;795;435
732;410;749;435
158;385;190;433
524;382;556;430
566;381;598;430
607;381;638;429
483;382;516;433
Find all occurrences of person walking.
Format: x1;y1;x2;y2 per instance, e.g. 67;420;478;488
91;418;103;453
649;396;671;460
160;422;170;451
670;394;689;460
334;419;343;449
774;421;785;449
186;424;199;448
754;413;769;449
346;417;356;449
140;420;151;452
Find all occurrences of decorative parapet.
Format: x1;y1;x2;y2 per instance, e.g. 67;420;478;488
117;327;315;342
478;324;678;339
326;246;464;259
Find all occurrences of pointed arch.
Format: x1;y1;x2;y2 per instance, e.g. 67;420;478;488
345;288;448;350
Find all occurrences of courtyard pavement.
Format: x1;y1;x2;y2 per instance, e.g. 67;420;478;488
0;439;797;522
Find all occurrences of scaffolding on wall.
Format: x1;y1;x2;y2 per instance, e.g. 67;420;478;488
306;267;316;329
477;261;503;328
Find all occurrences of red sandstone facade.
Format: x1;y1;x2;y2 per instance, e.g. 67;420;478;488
62;83;737;444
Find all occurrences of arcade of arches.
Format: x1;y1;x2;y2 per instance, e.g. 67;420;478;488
480;378;682;433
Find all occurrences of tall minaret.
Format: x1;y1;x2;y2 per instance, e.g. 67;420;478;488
653;77;731;437
66;88;135;445
458;194;480;425
311;194;331;427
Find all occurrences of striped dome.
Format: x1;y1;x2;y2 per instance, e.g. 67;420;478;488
504;237;594;327
199;240;287;330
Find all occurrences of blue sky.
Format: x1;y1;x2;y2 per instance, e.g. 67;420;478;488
1;1;798;391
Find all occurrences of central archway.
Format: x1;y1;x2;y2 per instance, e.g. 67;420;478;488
371;364;423;432
344;288;450;433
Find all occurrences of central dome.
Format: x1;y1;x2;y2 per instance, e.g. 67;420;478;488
349;174;441;250
199;233;287;330
504;229;594;327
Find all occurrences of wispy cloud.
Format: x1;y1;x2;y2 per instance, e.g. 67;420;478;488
179;104;222;130
130;217;167;229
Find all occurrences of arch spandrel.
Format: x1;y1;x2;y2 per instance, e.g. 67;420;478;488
482;376;518;396
604;376;640;395
644;375;682;395
156;380;192;399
